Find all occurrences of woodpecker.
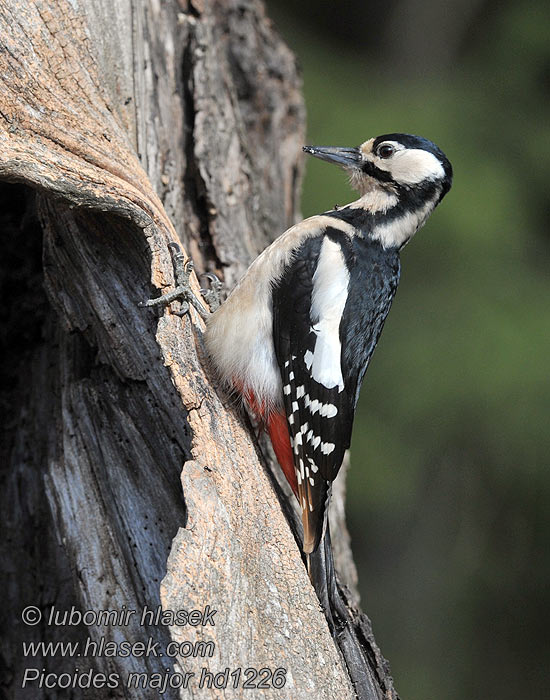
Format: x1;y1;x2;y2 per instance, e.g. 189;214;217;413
204;133;452;563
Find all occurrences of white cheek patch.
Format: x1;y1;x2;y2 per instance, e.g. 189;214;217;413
376;147;445;185
308;238;349;391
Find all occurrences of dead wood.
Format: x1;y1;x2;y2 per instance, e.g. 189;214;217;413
0;1;397;698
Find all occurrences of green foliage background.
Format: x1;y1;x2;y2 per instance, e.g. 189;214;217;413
268;1;550;698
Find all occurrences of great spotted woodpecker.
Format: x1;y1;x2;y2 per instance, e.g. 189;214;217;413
204;133;452;560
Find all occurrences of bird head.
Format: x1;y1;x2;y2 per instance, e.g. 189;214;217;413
303;133;453;204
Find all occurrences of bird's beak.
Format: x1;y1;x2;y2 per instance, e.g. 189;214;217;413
302;145;362;168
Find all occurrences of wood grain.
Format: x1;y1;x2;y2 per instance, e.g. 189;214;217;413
0;1;397;698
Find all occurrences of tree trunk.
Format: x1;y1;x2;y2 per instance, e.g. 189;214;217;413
0;1;398;698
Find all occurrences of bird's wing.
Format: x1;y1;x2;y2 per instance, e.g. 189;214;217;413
272;229;351;553
272;229;400;553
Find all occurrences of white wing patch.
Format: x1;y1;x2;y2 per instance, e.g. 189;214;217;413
303;393;338;417
309;238;350;391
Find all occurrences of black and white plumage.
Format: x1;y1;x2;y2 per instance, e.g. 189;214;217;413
272;231;400;552
205;133;452;559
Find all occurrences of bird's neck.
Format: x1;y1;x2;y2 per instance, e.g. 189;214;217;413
347;174;399;213
368;194;439;249
337;179;441;250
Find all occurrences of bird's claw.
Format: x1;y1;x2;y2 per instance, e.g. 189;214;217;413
199;272;224;312
138;243;220;318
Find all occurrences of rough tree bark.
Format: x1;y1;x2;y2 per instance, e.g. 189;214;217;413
0;1;398;698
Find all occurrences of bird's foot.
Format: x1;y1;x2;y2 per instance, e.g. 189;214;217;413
199;271;224;313
138;243;222;318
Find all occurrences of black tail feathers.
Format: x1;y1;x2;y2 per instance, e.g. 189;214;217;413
307;523;344;633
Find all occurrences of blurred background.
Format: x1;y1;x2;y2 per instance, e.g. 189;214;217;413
266;1;549;698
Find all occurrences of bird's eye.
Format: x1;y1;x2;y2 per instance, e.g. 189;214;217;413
377;144;395;159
